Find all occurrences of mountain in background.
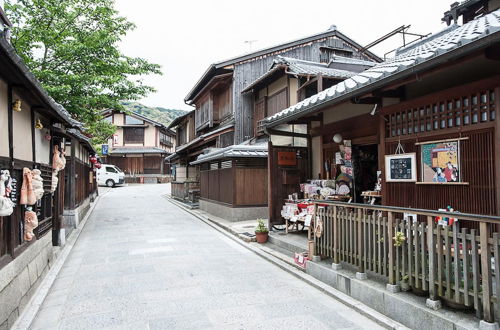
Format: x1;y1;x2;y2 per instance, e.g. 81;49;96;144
121;101;189;127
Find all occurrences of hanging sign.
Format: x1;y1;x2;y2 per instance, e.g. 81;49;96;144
102;144;109;156
385;153;417;182
277;152;297;166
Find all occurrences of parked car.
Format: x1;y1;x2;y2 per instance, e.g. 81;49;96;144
96;164;125;187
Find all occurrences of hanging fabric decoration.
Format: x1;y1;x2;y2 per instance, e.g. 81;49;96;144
314;215;323;238
60;149;66;170
52;145;64;171
51;171;59;193
24;208;38;241
32;169;44;201
0;170;14;216
20;168;36;205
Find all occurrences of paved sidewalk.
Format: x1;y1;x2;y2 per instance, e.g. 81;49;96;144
30;184;384;330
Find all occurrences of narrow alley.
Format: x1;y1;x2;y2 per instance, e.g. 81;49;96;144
29;185;383;330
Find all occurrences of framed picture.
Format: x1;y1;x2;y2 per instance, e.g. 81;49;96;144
420;140;461;183
385;153;417;182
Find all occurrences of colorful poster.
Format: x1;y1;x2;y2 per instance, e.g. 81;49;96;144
421;141;460;183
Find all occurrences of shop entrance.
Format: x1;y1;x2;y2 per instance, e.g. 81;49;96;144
352;144;379;203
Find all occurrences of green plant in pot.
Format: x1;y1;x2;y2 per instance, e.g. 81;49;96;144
400;275;410;292
255;219;269;243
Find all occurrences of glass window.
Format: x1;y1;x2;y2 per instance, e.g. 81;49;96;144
104;116;112;123
125;115;143;125
106;166;117;173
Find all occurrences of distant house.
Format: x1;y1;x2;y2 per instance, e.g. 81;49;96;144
101;109;176;181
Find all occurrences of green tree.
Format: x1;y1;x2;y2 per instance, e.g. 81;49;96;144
5;0;162;146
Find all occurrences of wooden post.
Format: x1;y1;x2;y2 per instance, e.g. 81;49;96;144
495;87;500;224
267;141;274;226
69;139;76;210
427;216;437;300
333;206;339;264
7;84;14;257
357;208;364;273
388;212;395;284
480;222;493;323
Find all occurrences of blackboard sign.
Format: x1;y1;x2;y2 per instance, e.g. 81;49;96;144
385;153;417;182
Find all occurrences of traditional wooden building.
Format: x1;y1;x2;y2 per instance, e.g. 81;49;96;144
172;27;380;218
101;109;176;182
0;17;96;328
260;6;500;326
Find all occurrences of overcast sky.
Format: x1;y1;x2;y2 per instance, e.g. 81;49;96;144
115;0;453;111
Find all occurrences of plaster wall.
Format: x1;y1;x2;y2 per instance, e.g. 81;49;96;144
113;113;124;125
268;75;288;96
0;79;9;157
34;113;51;165
323;102;372;125
289;77;299;105
114;127;123;146
144;124;156;146
12;95;32;161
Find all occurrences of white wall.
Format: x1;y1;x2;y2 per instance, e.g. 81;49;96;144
323;102;372;125
34;113;51;164
12;94;32;161
0;79;8;157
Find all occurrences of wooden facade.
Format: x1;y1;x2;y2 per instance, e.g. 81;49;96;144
199;158;268;207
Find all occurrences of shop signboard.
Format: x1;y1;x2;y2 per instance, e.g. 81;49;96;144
277;151;297;166
385;153;417;182
102;144;109;155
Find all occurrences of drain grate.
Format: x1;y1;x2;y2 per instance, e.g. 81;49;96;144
240;232;255;237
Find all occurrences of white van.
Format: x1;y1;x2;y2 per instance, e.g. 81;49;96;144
96;164;125;187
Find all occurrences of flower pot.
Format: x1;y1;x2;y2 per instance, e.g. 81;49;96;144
400;281;411;292
255;232;269;243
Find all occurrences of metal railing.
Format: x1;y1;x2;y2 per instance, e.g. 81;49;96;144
313;201;500;322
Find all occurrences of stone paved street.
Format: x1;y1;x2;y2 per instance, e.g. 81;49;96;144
30;184;383;330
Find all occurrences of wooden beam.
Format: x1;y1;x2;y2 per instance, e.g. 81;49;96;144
352;96;380;104
266;128;309;138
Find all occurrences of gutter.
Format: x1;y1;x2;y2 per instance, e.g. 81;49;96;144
264;31;500;129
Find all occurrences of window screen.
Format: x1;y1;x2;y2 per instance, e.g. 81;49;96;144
124;127;144;143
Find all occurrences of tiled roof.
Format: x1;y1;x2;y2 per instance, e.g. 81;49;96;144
327;55;378;66
263;9;500;127
242;56;358;93
67;128;96;153
110;147;168;155
278;56;357;79
190;144;268;165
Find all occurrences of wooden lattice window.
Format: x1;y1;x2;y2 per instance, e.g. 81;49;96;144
124;127;144;143
386;89;496;138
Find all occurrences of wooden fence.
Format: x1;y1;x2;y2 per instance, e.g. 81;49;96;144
314;201;500;323
171;181;199;203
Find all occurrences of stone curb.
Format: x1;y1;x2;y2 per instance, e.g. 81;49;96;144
11;189;108;330
165;196;409;330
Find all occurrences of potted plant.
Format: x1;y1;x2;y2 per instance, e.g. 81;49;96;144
400;275;410;292
255;219;269;243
